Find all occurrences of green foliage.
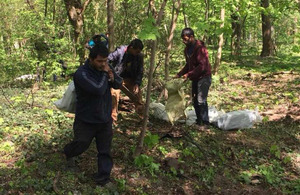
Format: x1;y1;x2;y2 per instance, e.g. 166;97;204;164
270;145;281;159
0;0;299;194
144;132;159;148
134;154;160;176
138;16;159;41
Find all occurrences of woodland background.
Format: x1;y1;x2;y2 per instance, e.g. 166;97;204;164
0;0;299;194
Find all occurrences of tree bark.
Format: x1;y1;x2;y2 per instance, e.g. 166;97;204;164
53;0;56;22
107;0;115;52
294;17;298;44
213;7;225;74
203;0;209;41
260;0;274;57
63;0;91;64
45;0;48;17
230;13;242;56
164;0;181;81
182;3;189;28
134;0;168;157
26;0;35;10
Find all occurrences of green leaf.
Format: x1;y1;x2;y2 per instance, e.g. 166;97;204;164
45;109;54;116
283;156;291;164
138;17;159;40
144;132;159;148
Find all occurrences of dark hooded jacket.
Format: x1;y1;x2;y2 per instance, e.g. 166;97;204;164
108;45;144;86
74;60;122;123
177;40;211;81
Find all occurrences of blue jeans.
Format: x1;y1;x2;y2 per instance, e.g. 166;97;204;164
192;76;211;125
64;118;113;179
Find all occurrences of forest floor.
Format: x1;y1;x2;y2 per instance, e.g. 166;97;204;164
0;55;299;194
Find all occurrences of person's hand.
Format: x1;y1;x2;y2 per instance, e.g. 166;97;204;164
182;73;188;81
108;69;114;82
101;62;110;72
133;84;139;94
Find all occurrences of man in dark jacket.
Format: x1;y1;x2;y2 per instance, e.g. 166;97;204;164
108;39;144;124
63;43;122;185
175;28;212;129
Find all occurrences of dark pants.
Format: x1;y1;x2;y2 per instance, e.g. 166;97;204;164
192;76;211;125
64;118;113;179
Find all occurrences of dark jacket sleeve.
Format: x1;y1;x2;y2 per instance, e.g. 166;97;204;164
177;63;189;77
187;46;209;80
74;69;109;96
109;64;123;89
135;54;144;86
177;49;189;77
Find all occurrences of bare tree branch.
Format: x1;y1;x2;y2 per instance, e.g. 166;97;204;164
81;0;92;14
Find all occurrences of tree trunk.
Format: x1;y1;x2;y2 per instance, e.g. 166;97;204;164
134;0;168;157
148;0;156;17
213;7;225;74
203;0;209;41
182;3;189;28
294;17;298;44
164;0;181;81
260;0;274;57
63;0;91;64
26;0;35;10
53;0;56;22
107;0;115;52
45;0;48;17
230;13;242;56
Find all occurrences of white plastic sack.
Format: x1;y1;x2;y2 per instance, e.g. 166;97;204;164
54;81;76;113
149;102;169;122
217;109;262;130
185;106;225;126
165;79;185;125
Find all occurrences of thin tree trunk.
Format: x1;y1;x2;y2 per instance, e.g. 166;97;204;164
182;3;189;28
26;0;35;10
230;13;242;56
260;0;274;57
134;0;168;157
294;17;298;44
45;0;48;17
53;0;56;22
203;0;209;41
204;0;209;21
148;0;156;17
164;0;181;81
213;8;225;74
63;0;91;64
107;0;115;52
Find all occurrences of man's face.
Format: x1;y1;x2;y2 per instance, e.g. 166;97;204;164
90;55;108;70
182;35;193;46
129;48;142;56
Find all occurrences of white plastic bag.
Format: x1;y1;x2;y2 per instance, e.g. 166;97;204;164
149;102;169;122
185;106;225;126
165;79;185;125
54;81;76;113
217;109;262;130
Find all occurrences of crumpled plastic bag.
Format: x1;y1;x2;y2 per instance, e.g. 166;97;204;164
217;109;262;130
149;102;169;122
185;106;225;126
54;81;76;113
165;79;186;125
